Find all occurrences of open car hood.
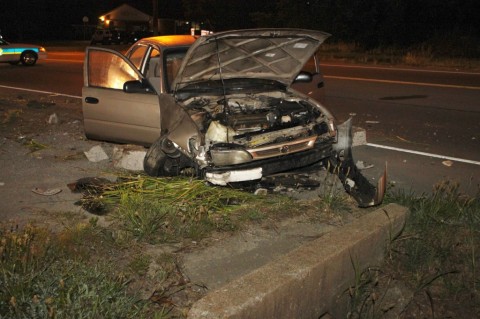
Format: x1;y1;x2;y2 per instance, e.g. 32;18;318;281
172;29;330;91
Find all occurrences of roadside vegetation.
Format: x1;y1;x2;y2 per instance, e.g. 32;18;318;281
0;175;318;318
2;174;479;318
318;40;480;71
347;181;480;318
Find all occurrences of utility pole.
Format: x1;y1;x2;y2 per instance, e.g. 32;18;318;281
152;0;159;35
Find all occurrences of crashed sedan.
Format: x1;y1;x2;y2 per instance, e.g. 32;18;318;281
82;29;385;207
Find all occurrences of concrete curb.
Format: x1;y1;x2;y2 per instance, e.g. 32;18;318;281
188;203;407;319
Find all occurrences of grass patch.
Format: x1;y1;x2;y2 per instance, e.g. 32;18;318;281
317;171;352;215
21;139;48;153
78;175;305;244
0;223;149;319
348;181;480;317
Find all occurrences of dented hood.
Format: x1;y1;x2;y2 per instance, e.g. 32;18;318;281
172;29;330;91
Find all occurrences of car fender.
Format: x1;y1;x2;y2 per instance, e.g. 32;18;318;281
157;94;200;153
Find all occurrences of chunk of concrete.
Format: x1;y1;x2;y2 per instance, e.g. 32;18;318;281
84;145;109;162
112;145;146;171
352;126;367;146
188;203;407;319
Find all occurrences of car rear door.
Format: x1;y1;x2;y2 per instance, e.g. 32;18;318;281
82;47;161;145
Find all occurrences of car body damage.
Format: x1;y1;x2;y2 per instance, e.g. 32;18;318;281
82;28;386;207
331;118;386;207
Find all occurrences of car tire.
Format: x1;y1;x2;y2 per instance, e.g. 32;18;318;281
20;51;37;66
144;136;195;177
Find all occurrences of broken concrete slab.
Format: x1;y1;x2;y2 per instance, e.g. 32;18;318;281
112;145;146;171
352;126;366;146
84;145;109;162
187;203;407;319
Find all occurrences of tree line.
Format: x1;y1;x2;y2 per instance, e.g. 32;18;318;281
1;0;478;56
182;0;479;54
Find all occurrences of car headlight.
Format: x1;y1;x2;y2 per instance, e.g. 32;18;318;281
210;148;253;166
39;47;46;52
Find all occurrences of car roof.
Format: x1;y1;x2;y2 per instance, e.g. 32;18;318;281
137;35;197;48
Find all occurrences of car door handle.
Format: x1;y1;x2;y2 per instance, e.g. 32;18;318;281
85;97;99;104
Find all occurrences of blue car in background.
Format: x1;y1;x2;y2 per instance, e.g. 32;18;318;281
0;37;47;66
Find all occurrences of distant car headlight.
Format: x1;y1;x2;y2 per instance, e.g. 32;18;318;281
210;148;253;166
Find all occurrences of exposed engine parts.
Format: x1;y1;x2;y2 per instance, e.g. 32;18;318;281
184;92;331;149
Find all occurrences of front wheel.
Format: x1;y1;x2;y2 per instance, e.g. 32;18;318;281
20;51;38;66
144;136;196;177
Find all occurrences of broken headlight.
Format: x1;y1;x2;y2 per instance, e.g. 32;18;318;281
209;145;253;166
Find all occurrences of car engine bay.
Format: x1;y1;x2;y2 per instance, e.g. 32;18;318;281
183;91;334;150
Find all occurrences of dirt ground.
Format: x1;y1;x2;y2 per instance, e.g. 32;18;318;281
0;88;118;223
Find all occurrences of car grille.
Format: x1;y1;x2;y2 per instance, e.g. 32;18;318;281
247;136;317;160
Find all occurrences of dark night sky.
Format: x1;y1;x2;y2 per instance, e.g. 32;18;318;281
1;0;478;55
0;0;186;41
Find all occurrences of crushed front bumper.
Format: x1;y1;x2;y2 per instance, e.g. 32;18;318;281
330;118;386;207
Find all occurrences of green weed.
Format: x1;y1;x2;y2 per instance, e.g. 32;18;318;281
349;180;480;317
0;224;148;319
318;167;351;214
21;138;48;153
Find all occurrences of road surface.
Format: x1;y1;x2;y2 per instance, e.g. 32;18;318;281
1;50;479;196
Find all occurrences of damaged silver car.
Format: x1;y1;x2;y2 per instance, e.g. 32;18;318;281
82;29;385;207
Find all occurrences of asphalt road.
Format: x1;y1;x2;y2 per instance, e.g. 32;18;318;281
1;51;479;196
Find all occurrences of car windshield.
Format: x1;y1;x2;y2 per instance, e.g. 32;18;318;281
175;78;286;102
0;38;9;45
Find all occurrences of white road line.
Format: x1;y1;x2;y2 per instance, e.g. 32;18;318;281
367;143;480;166
0;85;81;99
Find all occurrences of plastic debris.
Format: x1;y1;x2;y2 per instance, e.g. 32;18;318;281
254;188;268;196
442;160;453;167
356;160;374;170
47;113;58;124
32;187;62;196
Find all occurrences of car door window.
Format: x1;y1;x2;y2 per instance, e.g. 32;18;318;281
145;48;161;77
86;48;141;90
128;44;148;71
145;48;162;93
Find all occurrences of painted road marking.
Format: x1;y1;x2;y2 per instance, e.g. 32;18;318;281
0;85;81;99
367;143;480;166
324;75;480;90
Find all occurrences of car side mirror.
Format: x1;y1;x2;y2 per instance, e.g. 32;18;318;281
293;71;313;83
123;80;155;94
